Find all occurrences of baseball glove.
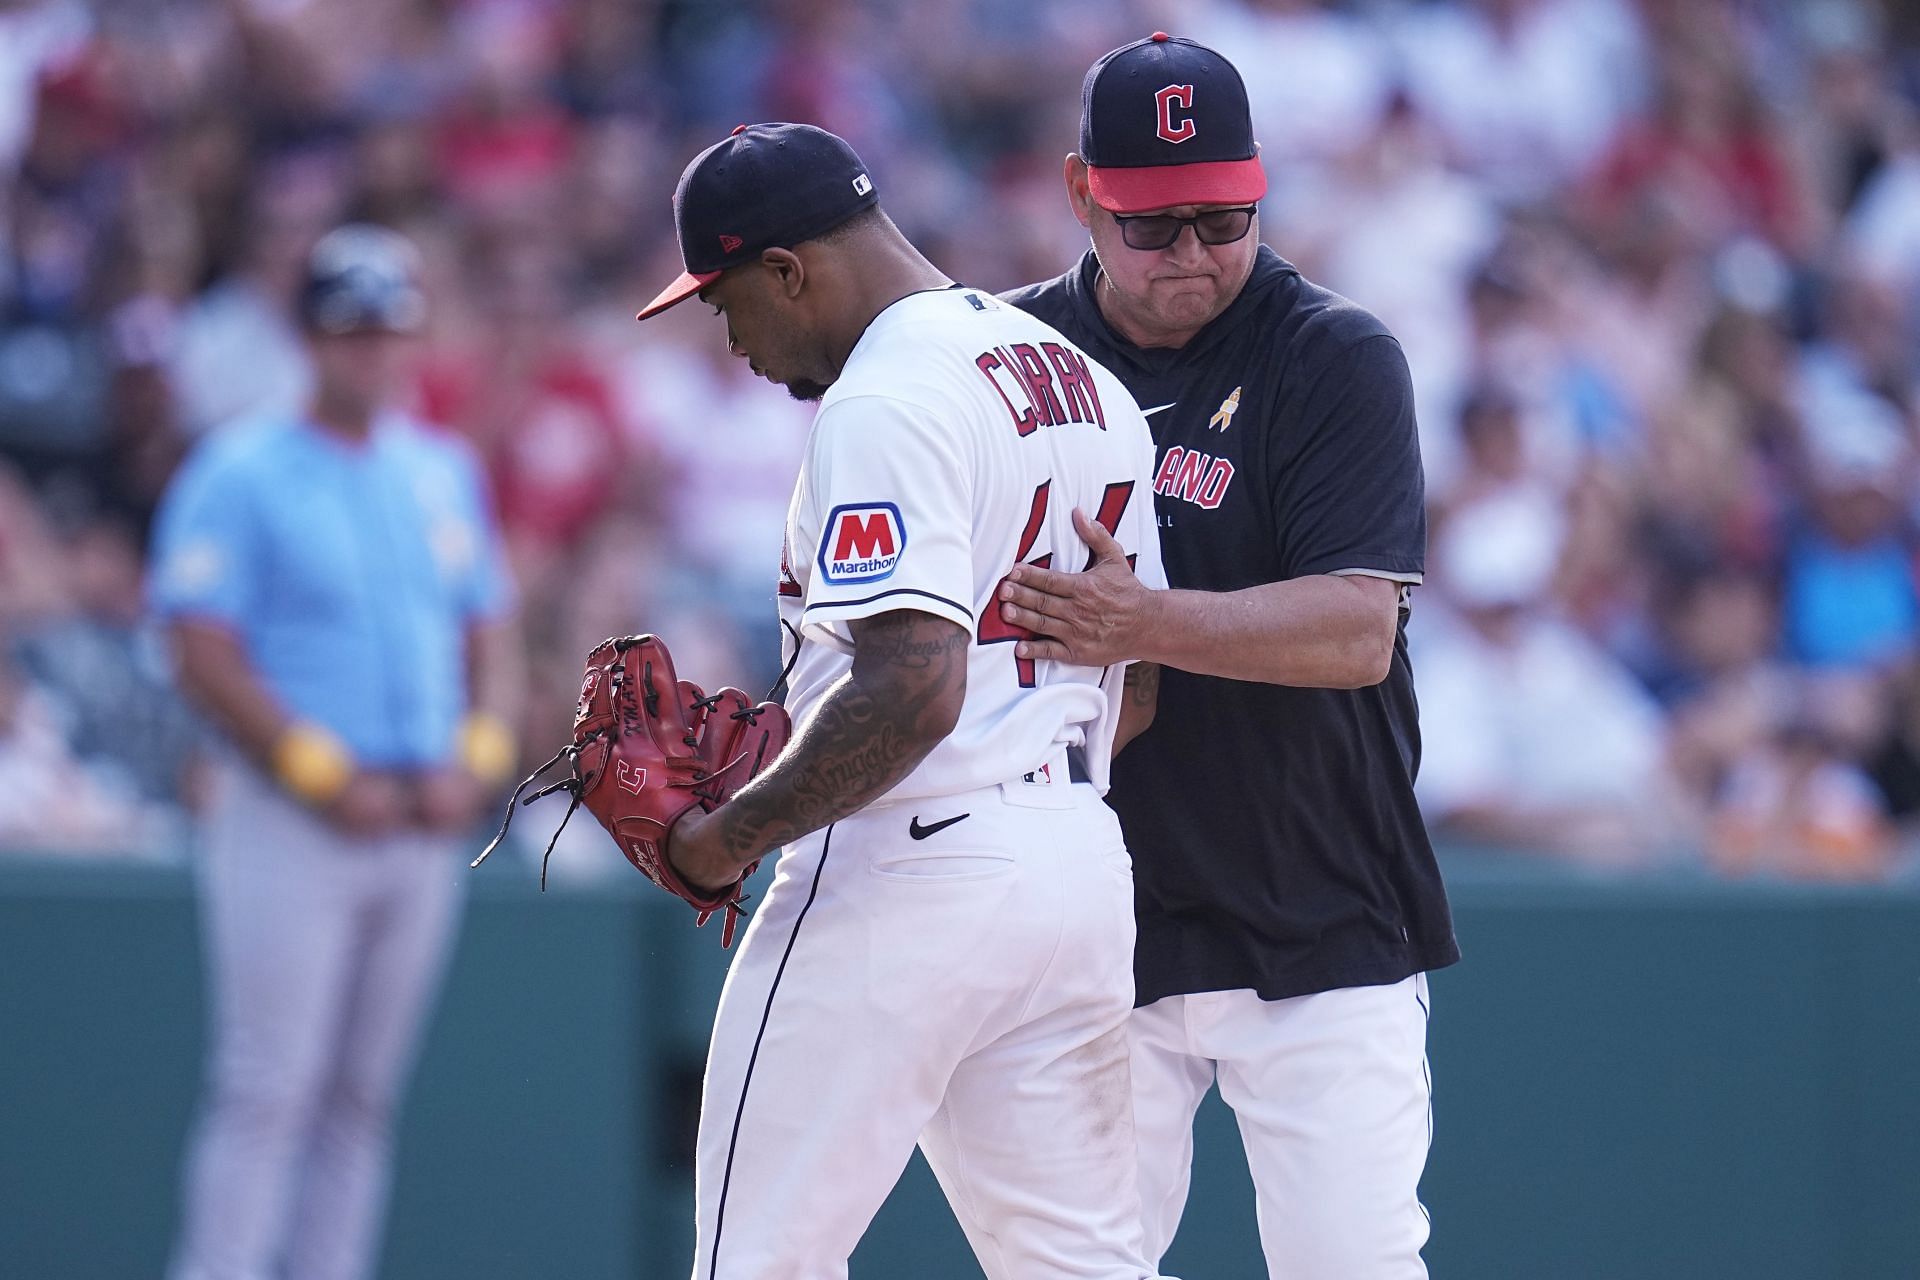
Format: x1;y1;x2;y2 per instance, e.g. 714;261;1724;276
471;634;790;945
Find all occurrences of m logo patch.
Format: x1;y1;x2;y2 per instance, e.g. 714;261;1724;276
819;503;906;583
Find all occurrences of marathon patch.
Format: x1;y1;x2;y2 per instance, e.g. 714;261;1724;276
819;502;906;583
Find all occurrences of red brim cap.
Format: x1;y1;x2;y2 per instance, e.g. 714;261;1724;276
1086;156;1268;214
635;268;723;321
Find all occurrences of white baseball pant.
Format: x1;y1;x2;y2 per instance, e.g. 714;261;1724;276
691;762;1170;1280
1130;976;1433;1279
169;762;464;1280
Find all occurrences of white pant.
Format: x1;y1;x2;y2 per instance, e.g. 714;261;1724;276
1131;977;1433;1279
169;764;464;1280
692;768;1166;1280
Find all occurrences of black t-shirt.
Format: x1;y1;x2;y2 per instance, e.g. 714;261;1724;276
1004;246;1460;1005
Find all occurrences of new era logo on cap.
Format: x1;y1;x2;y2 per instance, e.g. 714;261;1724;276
1080;32;1267;213
719;233;744;252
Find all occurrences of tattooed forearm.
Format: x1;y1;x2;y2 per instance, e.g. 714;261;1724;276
851;617;967;669
706;610;970;862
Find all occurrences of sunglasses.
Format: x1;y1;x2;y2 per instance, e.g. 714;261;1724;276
1111;205;1257;251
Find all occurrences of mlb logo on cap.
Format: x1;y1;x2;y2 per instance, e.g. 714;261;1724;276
820;503;906;584
1080;32;1268;213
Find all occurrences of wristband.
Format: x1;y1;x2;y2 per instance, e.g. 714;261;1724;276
272;722;354;806
458;712;517;786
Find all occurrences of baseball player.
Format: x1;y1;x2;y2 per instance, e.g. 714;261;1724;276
152;225;521;1280
1000;35;1460;1279
632;123;1172;1279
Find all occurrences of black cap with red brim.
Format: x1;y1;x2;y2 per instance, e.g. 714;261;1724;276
637;123;879;321
635;268;722;321
1080;32;1267;214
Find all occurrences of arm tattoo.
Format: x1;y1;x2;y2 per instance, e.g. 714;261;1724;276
1124;661;1161;708
707;610;970;862
1113;660;1160;754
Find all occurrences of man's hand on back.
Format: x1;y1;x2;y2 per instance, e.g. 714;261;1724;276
997;508;1155;668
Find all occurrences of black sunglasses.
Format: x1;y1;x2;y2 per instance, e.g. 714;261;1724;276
1111;205;1258;251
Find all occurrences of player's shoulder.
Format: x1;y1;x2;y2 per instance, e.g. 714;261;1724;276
849;285;1033;354
907;282;1099;343
830;287;1023;407
988;289;1093;355
813;361;934;440
171;414;302;492
929;279;1123;387
830;286;1136;427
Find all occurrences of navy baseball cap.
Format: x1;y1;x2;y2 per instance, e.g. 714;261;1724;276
1080;32;1267;214
299;224;426;335
637;123;879;320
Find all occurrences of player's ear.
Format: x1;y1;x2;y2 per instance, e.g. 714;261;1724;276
762;248;806;300
1064;155;1094;230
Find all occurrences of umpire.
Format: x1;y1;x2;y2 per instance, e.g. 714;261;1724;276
1001;34;1458;1279
152;225;521;1280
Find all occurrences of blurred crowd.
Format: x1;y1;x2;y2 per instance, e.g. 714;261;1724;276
1;0;1918;880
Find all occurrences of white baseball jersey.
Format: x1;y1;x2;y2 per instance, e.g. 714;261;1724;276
775;285;1166;799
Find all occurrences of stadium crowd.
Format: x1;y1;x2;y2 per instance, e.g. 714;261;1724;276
1;0;1918;880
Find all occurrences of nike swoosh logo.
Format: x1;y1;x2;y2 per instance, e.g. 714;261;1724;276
1143;403;1177;416
908;812;971;840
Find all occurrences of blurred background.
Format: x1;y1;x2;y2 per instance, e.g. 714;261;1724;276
2;0;1919;1276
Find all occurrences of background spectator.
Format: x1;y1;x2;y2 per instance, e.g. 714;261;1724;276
14;509;202;811
0;640;170;853
1415;493;1679;866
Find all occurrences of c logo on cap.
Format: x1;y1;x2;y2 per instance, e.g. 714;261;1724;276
1155;84;1196;144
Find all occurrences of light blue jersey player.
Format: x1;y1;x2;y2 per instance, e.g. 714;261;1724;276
152;225;520;1280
